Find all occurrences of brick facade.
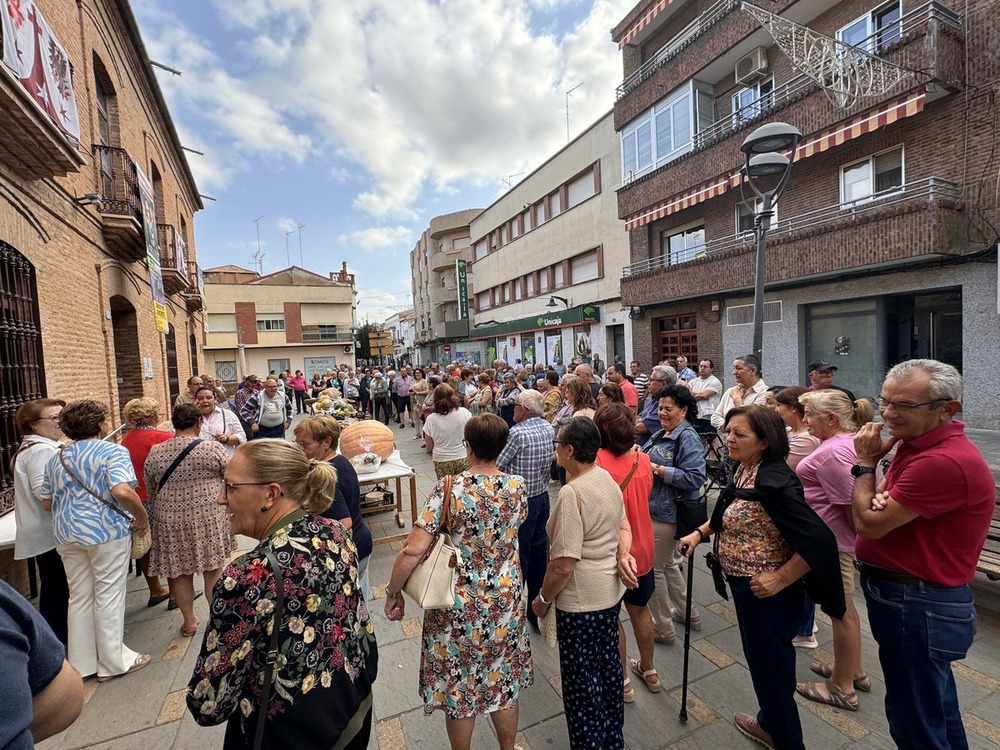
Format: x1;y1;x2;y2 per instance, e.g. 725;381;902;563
234;302;258;345
284;301;302;343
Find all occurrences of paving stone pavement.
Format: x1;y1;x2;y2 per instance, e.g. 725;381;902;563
35;414;1000;749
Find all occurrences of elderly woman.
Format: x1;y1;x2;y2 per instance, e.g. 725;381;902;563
39;400;150;681
293;415;373;600
423;383;473;479
187;439;378;749
145;404;234;637
594;404;658;701
533;417;631;749
195;386;246;456
471;373;495;415
12;398;69;643
120;398;174;609
370;372;392;424
410;368;431;437
494;372;522;427
642;385;707;644
793;390;874;710
563;376;597;420
678;405;845;750
385;414;531;750
774;386;820;470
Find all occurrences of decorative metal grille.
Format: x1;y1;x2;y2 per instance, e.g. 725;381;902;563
0;242;45;516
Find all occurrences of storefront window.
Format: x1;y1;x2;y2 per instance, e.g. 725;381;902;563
804;298;878;400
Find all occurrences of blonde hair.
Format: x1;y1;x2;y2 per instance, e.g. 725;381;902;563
799;390;874;432
294;414;341;449
122;397;160;427
237;439;337;514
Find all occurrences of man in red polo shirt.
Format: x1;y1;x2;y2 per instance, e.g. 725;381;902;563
852;359;994;749
607;363;639;419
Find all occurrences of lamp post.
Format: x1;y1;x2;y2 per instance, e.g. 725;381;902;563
739;122;802;367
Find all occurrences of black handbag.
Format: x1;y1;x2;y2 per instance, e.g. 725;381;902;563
675;497;708;540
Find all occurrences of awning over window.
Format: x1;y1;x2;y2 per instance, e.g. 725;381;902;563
619;0;679;48
622;91;927;231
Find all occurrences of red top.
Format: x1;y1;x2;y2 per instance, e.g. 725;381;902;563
855;421;994;586
289;374;308;391
619;379;639;412
121;428;174;501
596;448;655;575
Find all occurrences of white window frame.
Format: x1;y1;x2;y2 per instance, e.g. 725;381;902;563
661;223;706;265
256;317;285;332
837;1;901;54
731;78;774;127
840;146;904;207
735;199;777;237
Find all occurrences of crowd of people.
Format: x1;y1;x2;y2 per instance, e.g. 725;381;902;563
5;355;994;750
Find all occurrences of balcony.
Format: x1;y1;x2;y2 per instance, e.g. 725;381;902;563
157;224;189;295
621;177;963;305
0;64;84;179
93;145;146;263
431;250;459;272
617;1;963;220
182;261;204;312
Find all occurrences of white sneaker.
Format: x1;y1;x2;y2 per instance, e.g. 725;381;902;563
792;635;818;649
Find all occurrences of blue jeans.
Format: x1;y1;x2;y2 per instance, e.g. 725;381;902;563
518;491;549;626
729;576;806;750
862;574;976;749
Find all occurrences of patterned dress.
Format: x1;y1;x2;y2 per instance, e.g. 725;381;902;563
188;512;378;749
144;437;234;578
417;472;533;719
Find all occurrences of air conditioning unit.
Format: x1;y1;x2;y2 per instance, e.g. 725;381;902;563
735;47;768;85
343;345;352;354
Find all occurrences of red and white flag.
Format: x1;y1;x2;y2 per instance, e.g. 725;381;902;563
1;0;81;141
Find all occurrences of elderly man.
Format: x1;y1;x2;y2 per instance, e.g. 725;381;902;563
393;366;415;428
607;363;639;418
630;361;650;402
174;375;203;408
574;363;601;400
851;359;993;749
710;354;768;430
675;355;697;383
634;366;677;444
496;389;555;628
689;359;723;427
807;360;856;402
239;377;292;439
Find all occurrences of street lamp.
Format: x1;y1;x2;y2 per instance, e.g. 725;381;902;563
546;295;570;308
739;121;802;367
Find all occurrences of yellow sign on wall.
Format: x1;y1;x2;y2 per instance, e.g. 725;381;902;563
153;301;168;333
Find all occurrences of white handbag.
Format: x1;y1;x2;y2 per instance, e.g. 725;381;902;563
403;475;459;609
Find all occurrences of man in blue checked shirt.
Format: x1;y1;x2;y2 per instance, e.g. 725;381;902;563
496;389;555;628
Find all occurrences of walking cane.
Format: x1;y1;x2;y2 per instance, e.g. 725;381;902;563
678;542;696;722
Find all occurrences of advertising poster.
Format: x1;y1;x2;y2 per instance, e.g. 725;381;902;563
136;165;168;333
575;327;592;364
546;335;561;365
520;334;534;365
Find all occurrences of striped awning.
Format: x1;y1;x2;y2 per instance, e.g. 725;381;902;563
622;91;927;231
619;0;679;48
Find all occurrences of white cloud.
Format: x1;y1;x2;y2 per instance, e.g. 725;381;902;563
338;226;416;253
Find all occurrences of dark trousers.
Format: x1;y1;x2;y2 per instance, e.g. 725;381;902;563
294;390;306;414
518;491;550;626
729;576;806;750
35;548;69;645
374;398;391;424
360;393;370;417
255;423;286;440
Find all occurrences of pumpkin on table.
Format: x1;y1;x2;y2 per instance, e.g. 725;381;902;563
339;420;395;460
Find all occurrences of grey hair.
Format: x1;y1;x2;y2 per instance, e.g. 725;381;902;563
516;389;544;416
651;366;677;386
575;364;594;380
885;359;962;402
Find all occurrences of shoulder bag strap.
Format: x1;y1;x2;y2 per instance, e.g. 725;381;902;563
254;548;285;750
156;439;203;492
59;448;132;521
618;447;641;492
439;475;454;534
8;440;33;474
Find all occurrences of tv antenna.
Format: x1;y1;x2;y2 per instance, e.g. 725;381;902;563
565;81;584;142
500;172;524;189
252;249;266;274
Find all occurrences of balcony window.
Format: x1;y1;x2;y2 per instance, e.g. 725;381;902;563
731;79;774;127
622;81;714;183
735;200;776;237
841;147;904;206
256;317;285;331
301;325;341;342
661;225;706;265
838;1;901;53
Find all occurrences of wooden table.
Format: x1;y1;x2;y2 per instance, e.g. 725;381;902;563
356;451;418;543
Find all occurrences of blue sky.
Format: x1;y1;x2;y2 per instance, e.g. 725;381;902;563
131;0;636;322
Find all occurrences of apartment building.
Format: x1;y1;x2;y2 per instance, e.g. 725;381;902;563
0;0;203;543
202;263;357;383
411;209;483;365
613;0;1000;426
468;111;633;369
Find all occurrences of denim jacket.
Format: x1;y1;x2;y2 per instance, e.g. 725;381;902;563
642;421;707;523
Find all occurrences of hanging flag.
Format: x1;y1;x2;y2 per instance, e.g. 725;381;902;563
0;0;82;141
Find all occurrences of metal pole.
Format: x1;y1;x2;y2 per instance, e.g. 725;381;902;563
751;194;773;366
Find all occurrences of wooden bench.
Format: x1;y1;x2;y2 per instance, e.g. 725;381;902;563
976;489;1000;581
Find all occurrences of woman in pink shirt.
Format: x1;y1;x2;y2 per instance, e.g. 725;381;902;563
793;390;874;711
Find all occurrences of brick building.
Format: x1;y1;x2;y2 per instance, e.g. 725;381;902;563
202;263;357;383
612;0;1000;426
0;0;203;537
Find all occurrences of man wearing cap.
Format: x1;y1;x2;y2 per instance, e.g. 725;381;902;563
807;360;856;402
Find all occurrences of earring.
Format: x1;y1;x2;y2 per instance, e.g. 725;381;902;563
260;506;268;513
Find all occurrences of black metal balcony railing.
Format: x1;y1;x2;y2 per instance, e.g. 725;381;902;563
616;0;742;101
622;177;961;277
156;223;189;277
92;144;141;220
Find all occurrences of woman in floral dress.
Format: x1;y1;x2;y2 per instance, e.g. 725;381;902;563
187;439;378;749
385;413;532;750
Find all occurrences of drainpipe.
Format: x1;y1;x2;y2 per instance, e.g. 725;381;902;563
94;262;117;420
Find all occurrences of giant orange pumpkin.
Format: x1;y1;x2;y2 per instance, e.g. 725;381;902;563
339;420;395;460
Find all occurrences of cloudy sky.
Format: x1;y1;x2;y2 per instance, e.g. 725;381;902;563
131;0;635;322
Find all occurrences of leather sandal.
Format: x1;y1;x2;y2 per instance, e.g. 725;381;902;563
629;658;661;693
796;679;859;711
809;662;871;692
623;677;635;704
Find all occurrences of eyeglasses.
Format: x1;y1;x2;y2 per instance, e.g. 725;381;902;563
35;415;61;422
294;439;317;448
552;440;565;447
874;396;947;411
223;481;272;498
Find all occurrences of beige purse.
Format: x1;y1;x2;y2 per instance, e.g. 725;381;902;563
403;475;459;609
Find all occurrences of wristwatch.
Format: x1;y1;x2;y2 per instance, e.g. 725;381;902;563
385;587;401;599
850;464;876;477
